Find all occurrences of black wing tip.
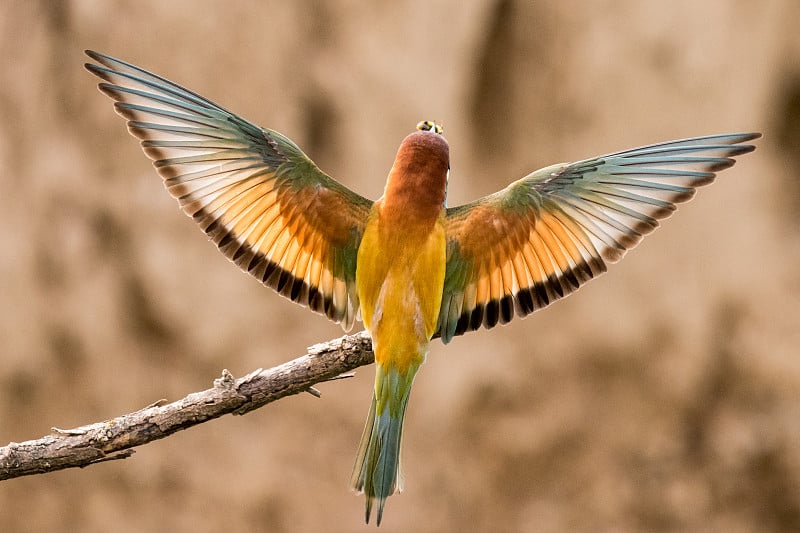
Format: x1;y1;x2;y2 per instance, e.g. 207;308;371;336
84;50;117;71
740;132;762;142
695;131;762;144
706;158;735;172
733;143;757;156
711;134;760;166
715;132;761;156
84;60;103;75
84;61;119;85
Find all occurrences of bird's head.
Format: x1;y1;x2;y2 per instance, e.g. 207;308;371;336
382;121;450;211
394;120;449;172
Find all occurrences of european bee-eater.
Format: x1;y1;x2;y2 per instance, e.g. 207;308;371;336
85;50;759;525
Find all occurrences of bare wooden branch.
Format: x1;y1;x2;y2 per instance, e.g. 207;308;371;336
0;331;373;481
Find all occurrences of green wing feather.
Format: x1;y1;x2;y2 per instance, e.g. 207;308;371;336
436;133;760;343
85;50;372;329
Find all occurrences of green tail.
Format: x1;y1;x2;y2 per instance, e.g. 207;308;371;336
351;362;419;526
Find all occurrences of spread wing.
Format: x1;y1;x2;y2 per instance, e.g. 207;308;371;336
436;133;760;343
85;50;373;330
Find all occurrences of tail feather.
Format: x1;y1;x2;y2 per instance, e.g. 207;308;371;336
351;364;418;525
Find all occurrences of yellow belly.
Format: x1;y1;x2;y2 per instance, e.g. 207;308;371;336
356;210;446;374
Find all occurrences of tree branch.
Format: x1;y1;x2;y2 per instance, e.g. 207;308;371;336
0;331;373;481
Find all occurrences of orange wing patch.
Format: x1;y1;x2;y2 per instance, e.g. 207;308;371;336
442;200;605;339
437;133;759;343
86;50;372;329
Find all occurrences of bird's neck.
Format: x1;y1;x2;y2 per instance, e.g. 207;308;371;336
380;166;446;228
382;158;447;218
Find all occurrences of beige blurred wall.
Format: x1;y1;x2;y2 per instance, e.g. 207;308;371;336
1;1;798;532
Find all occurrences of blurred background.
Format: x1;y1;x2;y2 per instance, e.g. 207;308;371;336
1;1;798;532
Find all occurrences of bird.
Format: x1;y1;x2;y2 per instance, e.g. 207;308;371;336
84;50;759;525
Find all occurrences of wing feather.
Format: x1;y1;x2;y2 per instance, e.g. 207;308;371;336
436;133;760;343
86;50;372;329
